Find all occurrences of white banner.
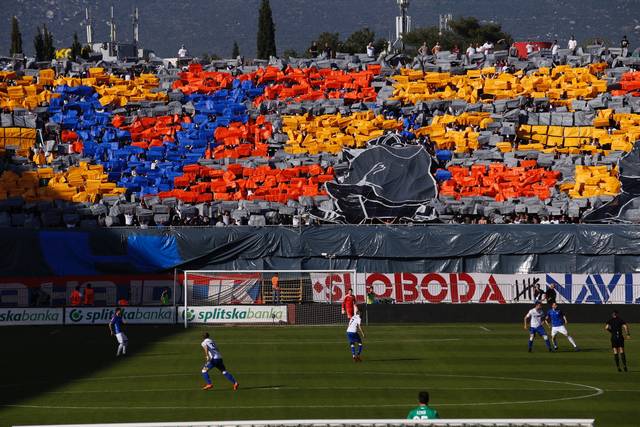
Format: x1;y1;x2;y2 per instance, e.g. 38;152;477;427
65;306;176;324
179;305;288;324
311;272;640;304
0;308;64;325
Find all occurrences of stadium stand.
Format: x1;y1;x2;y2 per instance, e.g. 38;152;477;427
1;48;640;227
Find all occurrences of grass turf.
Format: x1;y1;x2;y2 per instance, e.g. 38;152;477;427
0;323;637;426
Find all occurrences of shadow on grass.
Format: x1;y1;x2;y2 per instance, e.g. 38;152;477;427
365;357;425;362
0;324;185;408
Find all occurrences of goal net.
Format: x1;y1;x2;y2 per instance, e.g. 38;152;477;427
181;270;358;327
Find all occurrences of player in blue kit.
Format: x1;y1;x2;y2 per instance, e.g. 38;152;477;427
200;332;239;391
346;312;365;361
524;301;552;352
546;302;579;351
108;307;128;357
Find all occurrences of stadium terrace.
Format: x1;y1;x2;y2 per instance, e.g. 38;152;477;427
1;5;640;425
0;40;639;227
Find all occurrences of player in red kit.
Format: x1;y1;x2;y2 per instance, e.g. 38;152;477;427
342;288;357;319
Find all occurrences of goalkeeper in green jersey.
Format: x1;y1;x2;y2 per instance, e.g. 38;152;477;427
406;391;439;420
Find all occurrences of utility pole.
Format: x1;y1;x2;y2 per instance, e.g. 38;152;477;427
132;7;139;47
395;0;411;52
438;13;452;36
85;8;93;45
108;5;117;56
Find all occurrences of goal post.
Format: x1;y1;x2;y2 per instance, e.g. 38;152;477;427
181;270;359;328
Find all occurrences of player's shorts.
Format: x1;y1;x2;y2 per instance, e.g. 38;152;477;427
611;336;625;349
204;358;227;372
529;326;546;337
347;332;361;344
115;332;128;344
551;325;568;336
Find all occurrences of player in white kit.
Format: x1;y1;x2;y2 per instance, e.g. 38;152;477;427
200;332;239;391
524;301;553;352
346;313;365;362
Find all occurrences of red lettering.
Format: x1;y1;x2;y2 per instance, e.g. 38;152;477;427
457;273;477;303
399;273;419;302
366;273;393;299
479;275;506;304
420;273;448;303
393;272;403;303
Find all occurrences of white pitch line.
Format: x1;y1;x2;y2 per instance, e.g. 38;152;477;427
479;326;491;332
0;374;604;410
28;386;592;395
154;338;461;345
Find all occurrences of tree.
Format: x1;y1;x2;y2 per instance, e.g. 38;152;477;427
232;41;240;58
256;0;276;59
310;32;340;58
34;25;55;61
282;48;299;58
70;32;82;61
201;52;221;63
10;16;23;56
404;16;513;52
309;28;387;57
43;25;55;61
33;27;45;61
341;27;375;54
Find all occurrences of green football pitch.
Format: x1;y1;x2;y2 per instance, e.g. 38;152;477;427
0;323;636;426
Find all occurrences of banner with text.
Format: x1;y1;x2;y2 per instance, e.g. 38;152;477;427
179;306;288;324
65;307;176;325
0;308;64;325
0;274;177;308
311;272;640;304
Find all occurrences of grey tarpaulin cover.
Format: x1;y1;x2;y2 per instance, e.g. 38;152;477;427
326;144;436;222
584;141;640;223
4;225;640;276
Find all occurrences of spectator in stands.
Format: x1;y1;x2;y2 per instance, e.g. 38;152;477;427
451;45;460;58
84;283;95;306
621;35;630;57
366;42;375;58
431;42;441;55
308;41;319;58
568;35;578;55
475;43;483;57
323;43;332;59
118;296;129;306
70;285;82;306
418;42;429;57
526;41;534;56
271;273;280;304
551;40;559;62
465;44;476;64
178;45;188;58
482;40;494;54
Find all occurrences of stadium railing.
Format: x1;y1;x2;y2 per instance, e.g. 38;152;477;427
16;418;596;427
